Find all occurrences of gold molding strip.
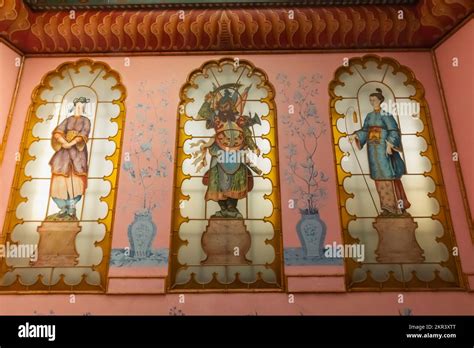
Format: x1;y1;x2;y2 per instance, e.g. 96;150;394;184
431;51;474;242
0;55;25;165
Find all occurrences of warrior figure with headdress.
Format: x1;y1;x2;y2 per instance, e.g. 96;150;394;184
192;85;261;219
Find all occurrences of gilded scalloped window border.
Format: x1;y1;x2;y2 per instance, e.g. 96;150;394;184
328;54;465;291
167;57;284;292
0;59;126;293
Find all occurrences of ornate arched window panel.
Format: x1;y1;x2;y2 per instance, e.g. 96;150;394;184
0;59;126;292
329;55;464;290
167;58;284;291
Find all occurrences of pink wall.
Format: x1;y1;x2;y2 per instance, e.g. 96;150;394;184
0;50;472;314
435;18;474;233
0;292;473;315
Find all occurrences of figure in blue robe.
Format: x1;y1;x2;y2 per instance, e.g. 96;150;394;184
350;88;411;216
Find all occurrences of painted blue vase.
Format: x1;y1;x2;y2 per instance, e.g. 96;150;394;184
296;210;327;258
127;209;157;258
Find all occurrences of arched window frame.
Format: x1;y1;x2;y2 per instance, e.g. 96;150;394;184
329;54;465;291
0;59;126;293
167;57;284;291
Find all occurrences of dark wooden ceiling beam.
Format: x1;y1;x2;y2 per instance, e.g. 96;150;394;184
25;0;420;11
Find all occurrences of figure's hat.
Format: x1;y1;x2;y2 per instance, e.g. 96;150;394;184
73;96;90;104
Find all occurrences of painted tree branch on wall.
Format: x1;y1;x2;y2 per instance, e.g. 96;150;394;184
122;80;175;212
276;73;329;214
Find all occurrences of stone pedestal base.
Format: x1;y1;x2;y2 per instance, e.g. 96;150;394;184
373;216;425;263
201;219;251;265
32;221;81;267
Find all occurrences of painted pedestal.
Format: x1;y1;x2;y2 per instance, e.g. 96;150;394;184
201;219;251;265
32;221;81;267
373;216;425;263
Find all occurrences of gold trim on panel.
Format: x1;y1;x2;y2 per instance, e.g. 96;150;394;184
0;55;25;164
431;51;474;242
166;57;285;292
328;54;466;291
0;59;127;294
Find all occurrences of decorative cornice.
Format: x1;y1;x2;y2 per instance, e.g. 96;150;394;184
0;0;472;53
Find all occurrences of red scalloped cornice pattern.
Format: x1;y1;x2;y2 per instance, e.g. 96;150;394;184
0;0;472;53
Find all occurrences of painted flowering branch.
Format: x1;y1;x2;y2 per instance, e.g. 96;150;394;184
122;80;175;212
277;73;329;213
